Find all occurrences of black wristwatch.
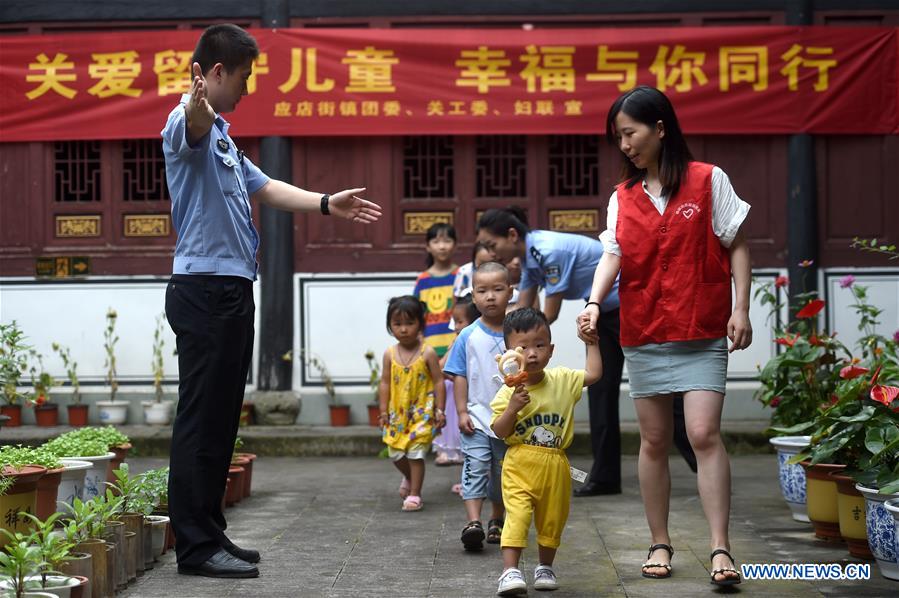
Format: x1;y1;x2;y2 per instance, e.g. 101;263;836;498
320;194;331;215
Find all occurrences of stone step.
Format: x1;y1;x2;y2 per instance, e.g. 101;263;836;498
0;420;775;457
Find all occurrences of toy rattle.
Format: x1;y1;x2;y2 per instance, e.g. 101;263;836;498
495;347;529;387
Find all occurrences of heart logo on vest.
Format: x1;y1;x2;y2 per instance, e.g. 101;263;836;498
675;202;701;221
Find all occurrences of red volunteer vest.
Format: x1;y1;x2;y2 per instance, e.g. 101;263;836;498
616;161;731;347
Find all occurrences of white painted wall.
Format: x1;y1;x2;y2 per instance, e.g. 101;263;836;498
2;268;896;424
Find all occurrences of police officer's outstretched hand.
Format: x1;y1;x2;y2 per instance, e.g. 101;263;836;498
185;62;215;139
328;188;383;224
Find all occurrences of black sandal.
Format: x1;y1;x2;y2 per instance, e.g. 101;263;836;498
460;520;485;551
641;543;673;579
709;548;741;586
486;518;503;544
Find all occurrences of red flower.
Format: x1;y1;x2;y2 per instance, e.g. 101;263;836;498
774;275;789;289
839;365;870;380
796;299;825;319
809;333;827;346
871;385;899;406
769;396;781;407
775;333;800;348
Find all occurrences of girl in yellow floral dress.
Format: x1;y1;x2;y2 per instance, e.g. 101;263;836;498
378;295;447;511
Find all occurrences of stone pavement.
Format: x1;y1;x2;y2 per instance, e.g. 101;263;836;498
119;455;894;598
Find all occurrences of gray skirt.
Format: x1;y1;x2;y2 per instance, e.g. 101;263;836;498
623;337;728;399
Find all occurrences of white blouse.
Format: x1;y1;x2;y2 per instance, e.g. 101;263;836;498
598;166;751;257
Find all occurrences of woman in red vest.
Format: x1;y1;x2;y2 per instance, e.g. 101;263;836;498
577;86;752;586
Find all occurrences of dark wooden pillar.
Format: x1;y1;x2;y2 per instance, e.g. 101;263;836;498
258;0;293;390
786;0;818;311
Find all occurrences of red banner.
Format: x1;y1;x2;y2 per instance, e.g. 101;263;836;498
1;26;897;141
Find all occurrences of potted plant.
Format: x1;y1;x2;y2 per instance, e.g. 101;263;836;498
61;498;108;598
108;465;145;579
95;308;127;425
0;445;65;522
18;512;81;595
59;426;132;484
142;314;173;426
302;349;346;426
52;343;87;427
27;352;58;427
0;531;42;598
0;321;32;427
43;432;114;501
132;467;170;559
364;350;381;426
0;456;47;537
231;437;257;499
756;276;846;524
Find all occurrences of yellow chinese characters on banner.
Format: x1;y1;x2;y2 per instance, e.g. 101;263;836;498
585;46;639;92
780;45;837;91
720;47;768;91
87;51;142;98
519;45;576;93
25;53;77;99
154;50;192;96
18;39;844;110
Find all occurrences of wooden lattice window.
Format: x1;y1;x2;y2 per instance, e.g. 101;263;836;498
122;139;170;201
403;136;454;198
548;135;600;196
476;135;527;198
54;141;101;202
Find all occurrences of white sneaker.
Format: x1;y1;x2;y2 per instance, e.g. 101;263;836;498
497;568;528;595
533;564;559;591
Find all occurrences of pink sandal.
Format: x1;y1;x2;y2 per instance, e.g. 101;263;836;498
399;477;411;499
402;495;423;511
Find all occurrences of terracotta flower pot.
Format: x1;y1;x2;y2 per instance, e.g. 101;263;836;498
329;404;351;426
226;466;245;506
830;471;873;559
239;401;254;426
34;402;59;426
367;404;381;427
0;404;22;427
106;442;132;484
34;466;64;520
67;404;89;426
0;464;46;536
801;460;846;543
233;453;257;498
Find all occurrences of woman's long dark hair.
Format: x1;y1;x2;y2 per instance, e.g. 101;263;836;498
606;85;693;198
476;207;529;238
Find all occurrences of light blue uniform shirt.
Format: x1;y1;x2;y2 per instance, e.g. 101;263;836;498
520;230;620;312
161;95;270;280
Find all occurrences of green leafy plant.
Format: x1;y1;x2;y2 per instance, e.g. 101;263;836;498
301;349;337;405
0;322;32;406
852;236;898;261
51;343;81;405
103;308;119;401
60;497;102;541
43;435;110;459
364;350;380;405
151;313;166;403
0;445;62;472
136;467;169;514
26;352;55;409
775;282;899;493
21;512;75;588
107;463;154;515
754;277;848;430
0;531;43;597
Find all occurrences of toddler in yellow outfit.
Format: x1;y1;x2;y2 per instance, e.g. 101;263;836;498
490;308;603;595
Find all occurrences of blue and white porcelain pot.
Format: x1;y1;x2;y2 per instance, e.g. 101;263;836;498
856;484;899;581
769;435;811;522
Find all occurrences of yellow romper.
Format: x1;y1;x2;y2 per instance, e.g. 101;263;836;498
383;345;436;458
